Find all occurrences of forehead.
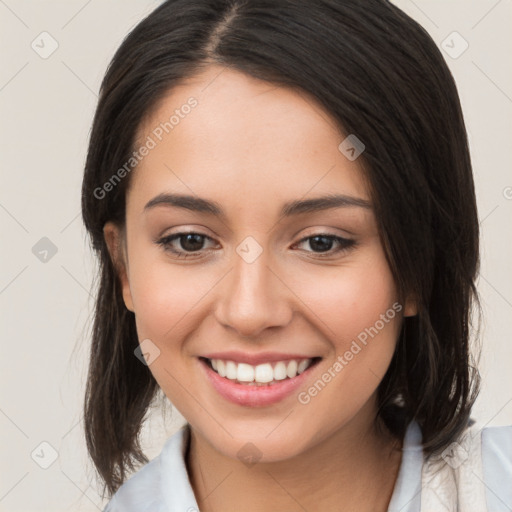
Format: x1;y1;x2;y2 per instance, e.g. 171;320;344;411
128;65;370;218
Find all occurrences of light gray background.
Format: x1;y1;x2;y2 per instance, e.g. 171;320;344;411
1;1;511;510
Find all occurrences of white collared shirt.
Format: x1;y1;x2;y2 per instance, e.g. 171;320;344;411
103;420;512;511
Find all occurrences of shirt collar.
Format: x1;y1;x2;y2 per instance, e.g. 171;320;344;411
159;420;423;512
160;423;200;511
387;420;423;512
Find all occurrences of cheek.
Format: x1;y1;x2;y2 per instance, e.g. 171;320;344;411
126;240;222;354
291;252;401;398
291;254;399;343
302;273;401;420
129;261;206;338
126;255;212;400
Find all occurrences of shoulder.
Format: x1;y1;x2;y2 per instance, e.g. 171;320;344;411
102;451;164;512
480;424;512;511
102;427;189;512
480;423;512;458
421;422;512;511
464;422;512;480
457;422;512;470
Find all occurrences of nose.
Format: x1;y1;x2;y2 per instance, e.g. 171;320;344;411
213;246;294;339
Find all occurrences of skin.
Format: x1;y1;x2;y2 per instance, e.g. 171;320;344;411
104;64;417;512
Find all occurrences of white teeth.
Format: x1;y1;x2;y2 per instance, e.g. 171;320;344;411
217;360;226;377
237;363;255;382
208;358;315;383
274;361;288;380
286;360;298;378
225;361;237;380
255;363;274;383
297;360;309;374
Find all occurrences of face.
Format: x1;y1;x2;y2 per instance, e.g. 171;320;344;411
104;64;416;462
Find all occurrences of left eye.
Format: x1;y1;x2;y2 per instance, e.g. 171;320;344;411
156;232;355;259
294;234;355;256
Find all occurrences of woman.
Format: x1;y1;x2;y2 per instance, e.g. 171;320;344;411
81;1;512;510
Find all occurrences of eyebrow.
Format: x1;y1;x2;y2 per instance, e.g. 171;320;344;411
144;192;372;218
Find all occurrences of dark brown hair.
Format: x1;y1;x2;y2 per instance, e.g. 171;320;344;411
81;0;481;498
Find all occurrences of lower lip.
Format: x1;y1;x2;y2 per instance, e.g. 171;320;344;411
199;358;319;407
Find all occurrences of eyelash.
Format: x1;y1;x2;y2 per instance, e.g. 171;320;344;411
156;231;356;260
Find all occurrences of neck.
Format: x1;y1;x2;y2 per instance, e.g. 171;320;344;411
185;405;403;512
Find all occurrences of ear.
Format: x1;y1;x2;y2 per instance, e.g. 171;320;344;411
403;293;418;317
103;222;134;312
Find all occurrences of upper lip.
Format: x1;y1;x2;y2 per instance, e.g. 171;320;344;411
201;351;319;366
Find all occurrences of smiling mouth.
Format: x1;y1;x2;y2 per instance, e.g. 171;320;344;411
199;356;322;386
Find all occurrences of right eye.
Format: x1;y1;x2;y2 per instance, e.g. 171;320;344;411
156;232;219;259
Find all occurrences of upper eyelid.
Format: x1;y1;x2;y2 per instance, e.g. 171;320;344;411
158;223;354;239
157;231;353;251
158;229;352;242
